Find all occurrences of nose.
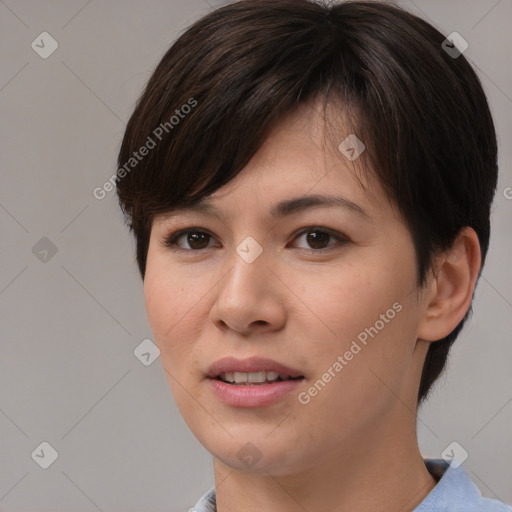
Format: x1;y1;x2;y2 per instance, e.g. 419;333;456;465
209;248;287;336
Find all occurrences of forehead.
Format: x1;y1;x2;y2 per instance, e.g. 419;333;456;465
160;99;391;222
226;99;380;203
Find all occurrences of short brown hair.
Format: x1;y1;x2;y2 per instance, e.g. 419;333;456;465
116;0;498;404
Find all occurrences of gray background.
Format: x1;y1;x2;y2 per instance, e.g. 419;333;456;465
1;0;511;510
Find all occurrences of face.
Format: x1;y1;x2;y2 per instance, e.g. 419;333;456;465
144;101;430;477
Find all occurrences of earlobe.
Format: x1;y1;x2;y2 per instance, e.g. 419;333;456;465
417;227;481;342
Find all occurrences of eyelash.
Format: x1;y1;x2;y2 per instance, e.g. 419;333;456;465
162;226;349;254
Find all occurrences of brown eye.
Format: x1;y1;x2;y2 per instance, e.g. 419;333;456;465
291;227;346;251
164;229;216;250
163;226;347;253
184;232;212;250
304;230;331;249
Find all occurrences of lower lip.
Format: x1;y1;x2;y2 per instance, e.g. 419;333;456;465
208;378;304;407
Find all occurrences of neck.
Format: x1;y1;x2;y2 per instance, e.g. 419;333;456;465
212;407;437;512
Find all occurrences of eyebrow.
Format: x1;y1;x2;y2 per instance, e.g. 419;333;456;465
167;194;371;221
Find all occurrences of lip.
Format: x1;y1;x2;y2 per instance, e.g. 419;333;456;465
208;378;304;407
206;356;304;379
206;356;305;408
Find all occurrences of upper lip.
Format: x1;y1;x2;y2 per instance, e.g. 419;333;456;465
206;356;304;379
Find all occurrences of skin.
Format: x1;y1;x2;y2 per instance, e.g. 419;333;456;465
144;99;481;512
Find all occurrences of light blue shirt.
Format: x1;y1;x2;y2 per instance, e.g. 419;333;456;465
190;459;511;511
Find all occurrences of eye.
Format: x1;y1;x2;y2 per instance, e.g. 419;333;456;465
289;227;348;252
163;228;218;251
162;226;348;253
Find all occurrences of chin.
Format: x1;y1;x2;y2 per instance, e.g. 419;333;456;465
206;434;305;476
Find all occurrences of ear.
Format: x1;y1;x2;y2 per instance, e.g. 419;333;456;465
417;227;482;342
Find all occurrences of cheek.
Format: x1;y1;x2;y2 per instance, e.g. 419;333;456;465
296;259;407;348
144;268;172;341
143;263;206;412
295;256;418;407
143;258;201;359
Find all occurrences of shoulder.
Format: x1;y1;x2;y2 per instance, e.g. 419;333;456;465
415;459;512;512
189;486;216;512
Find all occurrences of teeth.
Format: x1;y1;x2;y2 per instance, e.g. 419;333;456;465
234;372;248;383
218;371;292;384
247;371;265;383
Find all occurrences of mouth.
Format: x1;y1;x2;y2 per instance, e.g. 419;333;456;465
214;371;305;386
207;359;306;407
206;356;305;385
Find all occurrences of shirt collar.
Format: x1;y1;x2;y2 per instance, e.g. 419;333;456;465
191;459;510;512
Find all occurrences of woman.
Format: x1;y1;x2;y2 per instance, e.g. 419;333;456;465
115;1;510;510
